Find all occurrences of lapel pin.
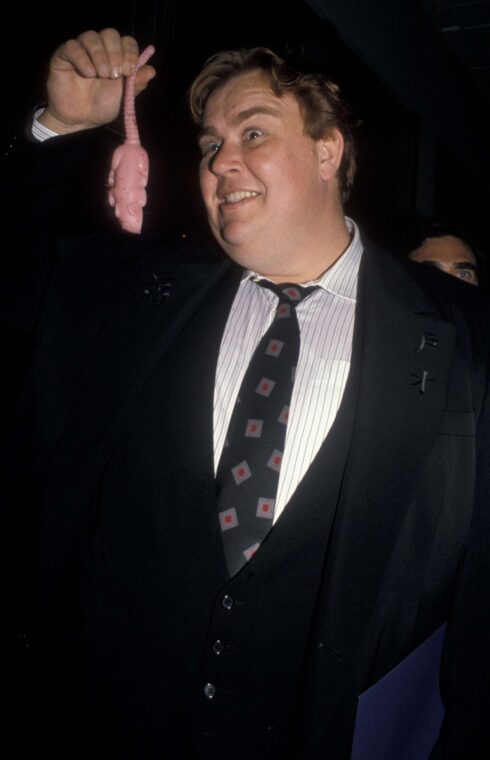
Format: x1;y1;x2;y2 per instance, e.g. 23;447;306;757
140;274;172;305
410;370;434;394
415;332;439;353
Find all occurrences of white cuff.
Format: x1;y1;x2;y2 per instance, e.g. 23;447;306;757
32;108;60;142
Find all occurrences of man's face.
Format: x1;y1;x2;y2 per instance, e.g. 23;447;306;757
198;70;343;282
410;235;479;286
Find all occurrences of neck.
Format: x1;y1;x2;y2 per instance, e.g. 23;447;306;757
268;212;351;284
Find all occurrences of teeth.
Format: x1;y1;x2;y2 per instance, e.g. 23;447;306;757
223;191;260;204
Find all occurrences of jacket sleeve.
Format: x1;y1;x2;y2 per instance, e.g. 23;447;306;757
0;124;118;333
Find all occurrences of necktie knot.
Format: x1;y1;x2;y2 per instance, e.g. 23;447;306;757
257;279;319;307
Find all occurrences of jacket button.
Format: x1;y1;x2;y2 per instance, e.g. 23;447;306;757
221;595;234;610
212;640;225;656
204;683;216;700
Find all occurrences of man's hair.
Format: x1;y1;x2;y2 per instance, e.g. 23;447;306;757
404;218;487;286
188;47;357;202
411;220;483;269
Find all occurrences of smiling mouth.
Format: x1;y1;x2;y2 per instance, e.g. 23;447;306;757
221;190;261;205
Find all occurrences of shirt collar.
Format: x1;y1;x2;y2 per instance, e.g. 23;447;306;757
243;217;363;302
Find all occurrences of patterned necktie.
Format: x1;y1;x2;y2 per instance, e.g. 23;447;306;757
216;280;319;577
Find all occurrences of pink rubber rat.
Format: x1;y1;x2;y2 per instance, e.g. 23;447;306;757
107;45;155;234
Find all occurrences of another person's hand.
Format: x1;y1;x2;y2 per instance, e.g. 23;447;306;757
39;28;156;134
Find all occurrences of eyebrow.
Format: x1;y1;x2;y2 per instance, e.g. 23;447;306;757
422;259;477;271
232;105;282;125
198;105;281;141
453;261;477;271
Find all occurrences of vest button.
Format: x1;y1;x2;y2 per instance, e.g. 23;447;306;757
212;640;225;656
222;594;234;610
204;683;216;700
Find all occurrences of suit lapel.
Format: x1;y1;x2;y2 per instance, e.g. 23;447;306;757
306;243;458;685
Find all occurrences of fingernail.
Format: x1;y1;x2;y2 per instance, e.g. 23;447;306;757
112;66;122;79
122;62;135;77
99;64;110;78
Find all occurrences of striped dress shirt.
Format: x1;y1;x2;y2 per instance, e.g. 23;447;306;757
214;218;363;522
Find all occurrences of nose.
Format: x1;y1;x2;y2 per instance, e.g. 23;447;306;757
209;140;242;176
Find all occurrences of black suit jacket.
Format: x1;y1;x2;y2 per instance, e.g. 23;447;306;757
2;131;490;758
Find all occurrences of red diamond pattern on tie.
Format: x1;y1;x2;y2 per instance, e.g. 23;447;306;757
215;280;319;577
265;339;284;357
243;542;260;561
256;497;275;519
245;419;263;438
278;406;289;425
219;507;239;531
267;449;283;472
256;378;276;397
231;461;252;485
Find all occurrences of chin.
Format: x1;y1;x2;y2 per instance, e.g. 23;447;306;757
213;226;273;270
217;232;253;261
220;244;251;267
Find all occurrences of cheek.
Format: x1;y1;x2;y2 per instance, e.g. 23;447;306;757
266;146;317;192
244;147;285;185
249;164;291;210
199;170;215;215
272;161;317;211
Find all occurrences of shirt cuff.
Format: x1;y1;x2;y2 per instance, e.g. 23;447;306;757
32;108;60;142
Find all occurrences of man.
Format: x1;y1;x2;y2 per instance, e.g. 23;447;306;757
409;221;481;287
2;29;490;759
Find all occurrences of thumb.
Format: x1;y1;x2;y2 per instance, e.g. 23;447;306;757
134;65;156;95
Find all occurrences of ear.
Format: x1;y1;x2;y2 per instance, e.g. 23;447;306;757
316;128;345;182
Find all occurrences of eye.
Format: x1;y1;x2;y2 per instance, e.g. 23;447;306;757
199;140;221;158
458;270;472;280
245;128;264;141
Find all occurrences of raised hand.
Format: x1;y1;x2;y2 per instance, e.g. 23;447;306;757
39;28;156;135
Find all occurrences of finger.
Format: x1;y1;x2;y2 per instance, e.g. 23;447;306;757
52;38;98;78
99;27;128;79
121;35;140;77
75;29;119;79
134;65;156;95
